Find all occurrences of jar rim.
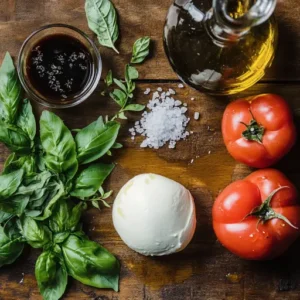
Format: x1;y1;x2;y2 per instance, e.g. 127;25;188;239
17;23;102;109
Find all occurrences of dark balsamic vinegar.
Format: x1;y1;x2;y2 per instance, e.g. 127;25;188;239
27;34;92;102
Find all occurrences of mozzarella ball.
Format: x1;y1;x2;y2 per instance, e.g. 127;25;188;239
112;173;196;256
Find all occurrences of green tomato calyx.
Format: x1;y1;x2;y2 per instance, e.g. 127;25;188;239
245;186;298;230
241;110;265;144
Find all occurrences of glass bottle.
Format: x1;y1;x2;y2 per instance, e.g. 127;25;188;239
163;0;278;95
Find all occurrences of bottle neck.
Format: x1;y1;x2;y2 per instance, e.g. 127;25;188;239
206;0;276;45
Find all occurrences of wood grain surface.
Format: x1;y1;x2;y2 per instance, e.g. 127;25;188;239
1;0;300;300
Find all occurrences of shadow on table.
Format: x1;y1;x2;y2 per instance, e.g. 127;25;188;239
266;17;300;81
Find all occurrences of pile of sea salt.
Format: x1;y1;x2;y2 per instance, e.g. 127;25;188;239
129;88;190;149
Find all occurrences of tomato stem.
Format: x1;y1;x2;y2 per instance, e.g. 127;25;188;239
244;186;298;230
240;110;265;144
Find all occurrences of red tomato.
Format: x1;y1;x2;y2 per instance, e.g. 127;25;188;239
212;169;300;260
222;94;297;168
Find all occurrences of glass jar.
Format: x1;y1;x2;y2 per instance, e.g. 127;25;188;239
163;0;278;95
18;24;102;109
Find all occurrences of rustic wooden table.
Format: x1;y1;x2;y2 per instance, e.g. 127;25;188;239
1;0;300;299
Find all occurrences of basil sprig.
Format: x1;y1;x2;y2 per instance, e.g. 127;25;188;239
104;37;151;120
107;65;145;120
31;198;119;299
0;53;122;300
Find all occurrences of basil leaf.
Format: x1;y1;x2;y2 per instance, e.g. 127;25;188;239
125;65;138;94
76;117;120;164
0;211;12;223
131;37;151;64
125;64;139;82
40;111;78;182
53;232;70;244
48;199;68;233
0;169;26;215
0;194;29;216
29;189;52;208
15;171;52;197
123;104;145;112
33;136;46;172
85;0;119;53
105;70;113;87
103;190;113;199
113;79;127;92
99;186;105;196
92;200;100;209
49;199;86;233
0;171;55;217
11;171;61;219
3;153;36;176
3;217;22;240
16;99;36;141
16;171;53;216
117;111;127;120
33;180;65;221
67;202;87;230
25;210;42;218
0;225;24;268
21;216;52;249
71;163;114;199
3;153;15;170
111;142;123;149
0;121;32;154
35;250;68;300
0;169;24;198
109;89;127;107
62;234;120;291
0;52;22;123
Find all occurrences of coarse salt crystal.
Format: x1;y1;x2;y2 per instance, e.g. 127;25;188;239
191;97;195;101
157;87;163;92
19;273;24;284
178;83;184;88
152;91;159;100
144;88;151;95
169;88;176;95
181;107;188;113
194;112;200;120
169;141;177;149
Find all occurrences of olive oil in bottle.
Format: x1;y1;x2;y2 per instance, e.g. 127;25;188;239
163;0;278;95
